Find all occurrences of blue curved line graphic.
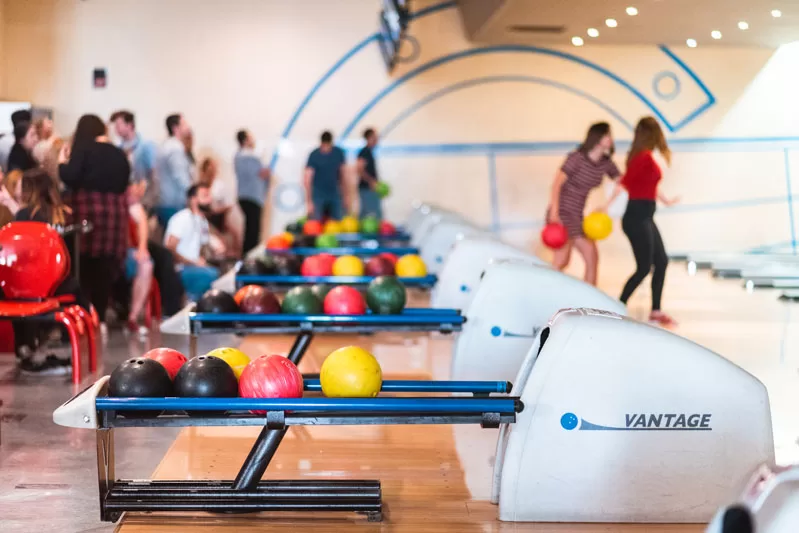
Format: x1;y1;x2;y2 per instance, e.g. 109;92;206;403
578;419;625;431
381;75;635;140
340;45;677;140
658;45;716;131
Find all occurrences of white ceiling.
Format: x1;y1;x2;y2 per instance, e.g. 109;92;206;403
456;0;799;48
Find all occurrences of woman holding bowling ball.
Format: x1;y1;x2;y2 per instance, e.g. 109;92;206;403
605;117;679;326
547;122;620;286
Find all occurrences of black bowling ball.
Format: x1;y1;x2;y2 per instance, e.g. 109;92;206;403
109;358;173;418
174;355;239;416
285;222;302;234
196;289;239;314
239;257;276;276
293;235;316;248
274;254;302;276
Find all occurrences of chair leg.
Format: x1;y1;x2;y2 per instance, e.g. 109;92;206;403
90;306;100;329
55;312;81;385
72;306;97;373
65;307;86;336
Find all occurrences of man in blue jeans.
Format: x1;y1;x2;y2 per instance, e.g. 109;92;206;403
164;184;218;301
304;130;346;220
356;128;383;219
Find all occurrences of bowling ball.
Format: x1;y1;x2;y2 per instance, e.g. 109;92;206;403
274;254;302;276
379;252;398;267
366;276;407;314
109;358;173;417
360;215;380;234
294;234;316;248
317;253;336;272
364;256;395;277
282;286;323;315
196;289;239;314
375;182;391;199
340;215;359;233
281;232;295;246
303;220;323;236
285;221;302;233
316;234;338;248
143;347;187;381
583;212;613;241
239;286;281;314
234;284;259;306
239;257;274;276
541;222;568;250
332;255;364;276
379;221;396;236
206;347;251;379
174;355;239;415
323;220;342;235
310;284;331;301
301;255;333;277
239;355;304;414
323;286;367;315
395;254;427;277
320;346;382;398
266;234;291;250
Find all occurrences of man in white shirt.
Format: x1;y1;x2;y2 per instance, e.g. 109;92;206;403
164;184;219;301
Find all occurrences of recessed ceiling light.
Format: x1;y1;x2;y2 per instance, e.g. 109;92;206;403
572;36;585;46
711;30;722;39
772;9;782;18
587;28;600;38
686;38;697;48
626;6;638;16
738;21;749;30
606;18;618;28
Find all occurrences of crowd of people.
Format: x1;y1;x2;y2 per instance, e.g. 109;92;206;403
0;108;386;375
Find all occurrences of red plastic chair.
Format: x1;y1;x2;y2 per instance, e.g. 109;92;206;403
144;278;162;329
0;222;95;384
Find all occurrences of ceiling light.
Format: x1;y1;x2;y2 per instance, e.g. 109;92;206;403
587;28;600;37
711;30;722;39
605;18;618;28
626;6;638;16
686;38;697;48
772;9;782;18
572;36;585;46
738;21;749;30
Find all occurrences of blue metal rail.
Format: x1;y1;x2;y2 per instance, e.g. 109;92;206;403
269;246;419;257
303;379;511;394
335;231;411;243
236;274;437;287
96;396;520;413
189;310;464;325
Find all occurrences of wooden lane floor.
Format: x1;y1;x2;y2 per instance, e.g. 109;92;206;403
117;263;799;532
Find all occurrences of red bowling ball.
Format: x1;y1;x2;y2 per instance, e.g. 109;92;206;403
364;256;395;277
239;355;304;414
541;222;568;250
323;286;367;315
239;286;281;314
379;221;396;236
143;347;188;381
301;255;334;277
378;252;398;267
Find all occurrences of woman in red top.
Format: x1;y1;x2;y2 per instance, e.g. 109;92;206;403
608;117;679;325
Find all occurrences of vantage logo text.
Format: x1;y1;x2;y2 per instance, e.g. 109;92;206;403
560;412;713;431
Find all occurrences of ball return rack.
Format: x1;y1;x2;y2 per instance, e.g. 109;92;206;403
321;231;412;245
53;377;521;523
235;273;438;290
267;245;419;257
186;308;465;361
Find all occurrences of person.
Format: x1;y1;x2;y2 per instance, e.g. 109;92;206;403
606;117;680;326
7;168;90;374
124;183;154;335
547;122;620;286
199;157;243;256
0;109;32;172
59;114;130;328
234;130;270;254
110;110;158;209
7;121;39;173
357;128;383;219
304;131;346;221
32;117;56;164
155;113;193;227
0;169;23;217
164;184;218;302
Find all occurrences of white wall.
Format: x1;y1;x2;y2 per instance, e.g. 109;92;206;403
2;0;798;255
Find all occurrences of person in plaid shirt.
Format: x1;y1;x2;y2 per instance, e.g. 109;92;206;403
59;114;130;326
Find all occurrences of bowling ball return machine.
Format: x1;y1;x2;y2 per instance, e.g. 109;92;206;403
235;273;438;291
53;378;521;523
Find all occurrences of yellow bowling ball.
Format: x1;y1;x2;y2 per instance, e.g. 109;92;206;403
395;254;427;277
206;347;251;379
324;220;342;235
583;212;613;241
340;215;359;233
332;255;364;276
320;346;382;397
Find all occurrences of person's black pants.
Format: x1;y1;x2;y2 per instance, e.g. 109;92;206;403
79;255;121;323
619;200;669;311
147;241;184;316
239;199;262;256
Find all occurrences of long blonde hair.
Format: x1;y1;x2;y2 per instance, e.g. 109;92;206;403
627;117;671;166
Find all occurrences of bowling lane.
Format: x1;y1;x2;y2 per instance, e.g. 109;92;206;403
118;257;798;531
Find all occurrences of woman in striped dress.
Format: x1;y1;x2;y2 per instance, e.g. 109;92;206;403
548;122;620;285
